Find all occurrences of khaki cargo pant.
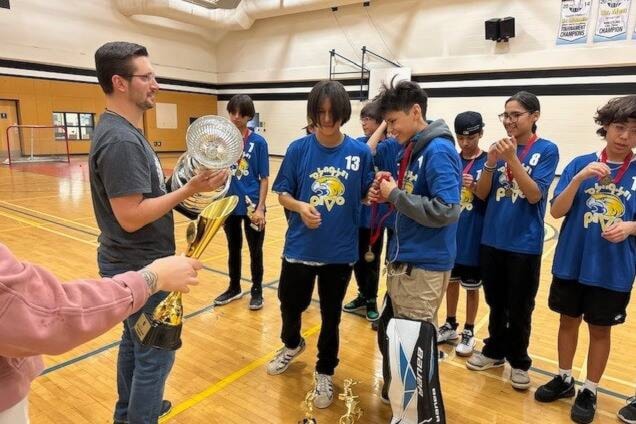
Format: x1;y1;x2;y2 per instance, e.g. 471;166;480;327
386;263;450;326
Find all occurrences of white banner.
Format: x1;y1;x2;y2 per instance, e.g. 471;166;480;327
593;0;632;42
557;0;592;45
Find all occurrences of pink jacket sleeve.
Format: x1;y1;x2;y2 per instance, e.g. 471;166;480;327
0;244;150;357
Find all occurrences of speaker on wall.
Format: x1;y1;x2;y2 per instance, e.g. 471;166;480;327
485;17;515;42
499;17;515;40
485;18;500;41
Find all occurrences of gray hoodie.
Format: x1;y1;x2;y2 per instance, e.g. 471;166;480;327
387;119;461;228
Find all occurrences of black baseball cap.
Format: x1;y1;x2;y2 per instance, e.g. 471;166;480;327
454;111;485;136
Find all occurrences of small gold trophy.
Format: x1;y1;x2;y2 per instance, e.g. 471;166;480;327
338;379;362;424
133;195;239;350
299;373;318;424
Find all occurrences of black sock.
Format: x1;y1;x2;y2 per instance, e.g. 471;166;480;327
446;316;458;329
464;324;475;334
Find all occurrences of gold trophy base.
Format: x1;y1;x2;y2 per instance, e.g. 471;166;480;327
134;312;183;350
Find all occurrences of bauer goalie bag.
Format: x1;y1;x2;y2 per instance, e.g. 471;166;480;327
378;296;446;424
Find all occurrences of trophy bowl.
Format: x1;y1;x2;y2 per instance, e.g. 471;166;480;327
168;115;243;218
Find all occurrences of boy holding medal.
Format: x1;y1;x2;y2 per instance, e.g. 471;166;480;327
534;96;636;424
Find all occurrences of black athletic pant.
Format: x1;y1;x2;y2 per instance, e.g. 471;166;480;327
278;259;352;375
352;227;384;301
480;245;541;371
223;215;265;292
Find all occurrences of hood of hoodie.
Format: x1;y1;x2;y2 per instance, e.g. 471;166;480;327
410;119;455;156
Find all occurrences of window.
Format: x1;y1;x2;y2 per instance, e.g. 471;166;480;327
53;112;95;141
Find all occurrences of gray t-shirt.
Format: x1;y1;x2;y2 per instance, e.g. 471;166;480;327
89;112;175;268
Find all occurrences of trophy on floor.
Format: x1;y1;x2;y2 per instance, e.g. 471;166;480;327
299;373;318;424
338;379;362;424
134;115;243;350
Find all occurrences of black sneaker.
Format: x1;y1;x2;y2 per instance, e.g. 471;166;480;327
343;294;366;312
535;375;575;402
249;291;263;311
113;400;172;423
571;389;597;424
214;286;242;306
618;396;636;423
366;300;379;321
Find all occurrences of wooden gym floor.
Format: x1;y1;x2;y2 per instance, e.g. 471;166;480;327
1;154;634;423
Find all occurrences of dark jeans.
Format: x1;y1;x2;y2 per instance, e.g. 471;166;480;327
98;255;175;424
224;214;265;292
278;259;352;375
480;245;541;371
352;227;383;301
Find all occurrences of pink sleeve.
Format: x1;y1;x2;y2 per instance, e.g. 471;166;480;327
0;244;150;357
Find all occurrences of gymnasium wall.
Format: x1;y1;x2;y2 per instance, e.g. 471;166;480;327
1;0;635;171
0;75;217;154
213;0;636;173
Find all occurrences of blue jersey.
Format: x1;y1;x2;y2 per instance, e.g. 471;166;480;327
227;131;269;215
455;152;488;267
374;138;401;230
551;152;636;292
272;134;374;263
356;136;373;229
481;138;559;255
388;137;462;271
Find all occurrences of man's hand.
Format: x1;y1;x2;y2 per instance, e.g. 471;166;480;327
185;169;230;195
298;202;321;229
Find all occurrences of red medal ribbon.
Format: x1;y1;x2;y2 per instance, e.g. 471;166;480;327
237;128;251;165
368;141;413;248
599;148;633;185
505;134;538;185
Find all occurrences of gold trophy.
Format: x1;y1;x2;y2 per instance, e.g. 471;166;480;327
338;379;363;424
133;195;239;350
299;373;318;424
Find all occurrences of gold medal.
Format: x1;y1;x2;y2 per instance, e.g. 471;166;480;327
364;248;375;263
600;175;612;186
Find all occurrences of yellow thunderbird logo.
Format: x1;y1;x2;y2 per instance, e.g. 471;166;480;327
583;192;625;231
310;176;346;211
460;187;474;212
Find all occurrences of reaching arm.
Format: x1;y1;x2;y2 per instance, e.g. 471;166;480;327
110;170;229;232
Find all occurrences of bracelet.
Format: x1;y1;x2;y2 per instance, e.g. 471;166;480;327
483;164;497;172
140;269;158;294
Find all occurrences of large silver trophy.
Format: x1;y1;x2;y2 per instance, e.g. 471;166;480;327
167;115;243;219
133;115;242;350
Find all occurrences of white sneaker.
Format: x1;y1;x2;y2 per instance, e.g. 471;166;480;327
437;322;459;343
455;329;476;357
266;338;306;375
466;352;505;371
510;368;531;390
313;373;334;409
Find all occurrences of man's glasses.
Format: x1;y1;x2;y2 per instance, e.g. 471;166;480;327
123;73;157;83
498;111;529;122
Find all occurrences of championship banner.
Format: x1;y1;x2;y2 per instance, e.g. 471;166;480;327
593;0;632;42
557;0;592;45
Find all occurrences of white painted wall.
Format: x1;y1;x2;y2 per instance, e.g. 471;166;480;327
0;0;218;83
214;0;636;83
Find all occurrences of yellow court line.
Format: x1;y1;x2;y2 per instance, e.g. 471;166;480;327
0;200;99;232
0;210;98;247
160;324;322;422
